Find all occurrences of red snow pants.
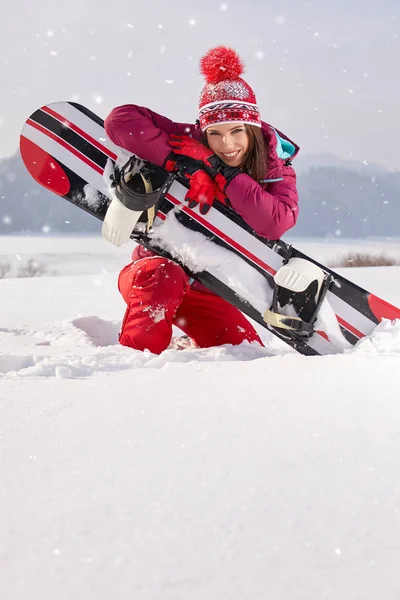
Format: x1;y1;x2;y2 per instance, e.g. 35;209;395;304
118;257;263;354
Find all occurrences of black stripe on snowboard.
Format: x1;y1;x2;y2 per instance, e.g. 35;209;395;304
30;109;108;170
69;102;105;127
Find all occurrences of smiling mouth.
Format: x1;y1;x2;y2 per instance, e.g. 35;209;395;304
221;150;240;159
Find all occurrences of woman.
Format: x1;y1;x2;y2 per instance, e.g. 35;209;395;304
105;46;300;354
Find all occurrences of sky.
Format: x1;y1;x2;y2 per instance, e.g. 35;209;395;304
1;235;400;599
1;0;399;169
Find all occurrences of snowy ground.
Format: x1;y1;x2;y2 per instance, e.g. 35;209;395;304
2;235;400;600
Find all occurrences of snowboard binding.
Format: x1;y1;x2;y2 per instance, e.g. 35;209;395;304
102;156;173;247
263;257;332;339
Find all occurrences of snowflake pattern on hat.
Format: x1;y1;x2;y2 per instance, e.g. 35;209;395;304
199;102;261;130
221;80;250;100
200;80;250;105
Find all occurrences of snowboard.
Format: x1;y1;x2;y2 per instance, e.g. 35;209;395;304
19;101;400;356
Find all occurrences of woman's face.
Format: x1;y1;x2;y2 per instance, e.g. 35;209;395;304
206;123;249;167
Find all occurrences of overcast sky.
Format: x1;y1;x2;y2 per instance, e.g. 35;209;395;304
1;0;399;169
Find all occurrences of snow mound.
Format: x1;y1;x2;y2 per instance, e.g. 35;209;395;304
71;315;120;346
0;317;121;349
0;336;272;379
350;318;400;357
0;354;36;374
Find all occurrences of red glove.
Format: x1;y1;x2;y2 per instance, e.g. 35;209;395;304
163;146;227;215
169;135;241;192
169;135;214;166
184;170;228;215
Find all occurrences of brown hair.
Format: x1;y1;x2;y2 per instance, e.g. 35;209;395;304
203;124;267;184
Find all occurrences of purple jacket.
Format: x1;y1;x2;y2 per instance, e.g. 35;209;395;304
105;104;300;242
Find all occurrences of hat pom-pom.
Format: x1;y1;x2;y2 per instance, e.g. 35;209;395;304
200;46;244;84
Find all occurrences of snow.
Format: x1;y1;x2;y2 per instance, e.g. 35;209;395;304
152;209;274;313
2;235;400;599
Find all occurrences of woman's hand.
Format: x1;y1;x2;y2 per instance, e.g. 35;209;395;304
163;146;227;215
169;134;241;192
169;135;216;171
184;170;227;215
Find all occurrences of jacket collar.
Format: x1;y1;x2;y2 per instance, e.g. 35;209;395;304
261;122;299;182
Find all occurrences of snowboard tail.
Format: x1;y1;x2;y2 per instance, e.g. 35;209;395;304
20;101;400;356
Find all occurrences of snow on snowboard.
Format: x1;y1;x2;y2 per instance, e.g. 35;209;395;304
19;101;400;356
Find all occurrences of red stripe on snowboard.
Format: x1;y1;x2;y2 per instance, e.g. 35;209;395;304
42;106;118;161
368;294;400;322
26;118;104;175
336;316;364;339
19;136;70;197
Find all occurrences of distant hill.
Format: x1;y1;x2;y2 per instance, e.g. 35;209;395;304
294;153;388;177
1;152;400;238
295;167;400;238
0;152;98;234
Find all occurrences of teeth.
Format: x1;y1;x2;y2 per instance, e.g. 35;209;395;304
222;151;239;158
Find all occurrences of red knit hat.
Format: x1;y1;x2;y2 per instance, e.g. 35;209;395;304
198;46;261;131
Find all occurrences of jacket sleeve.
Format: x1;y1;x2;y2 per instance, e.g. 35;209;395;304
225;164;299;240
104;104;195;167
